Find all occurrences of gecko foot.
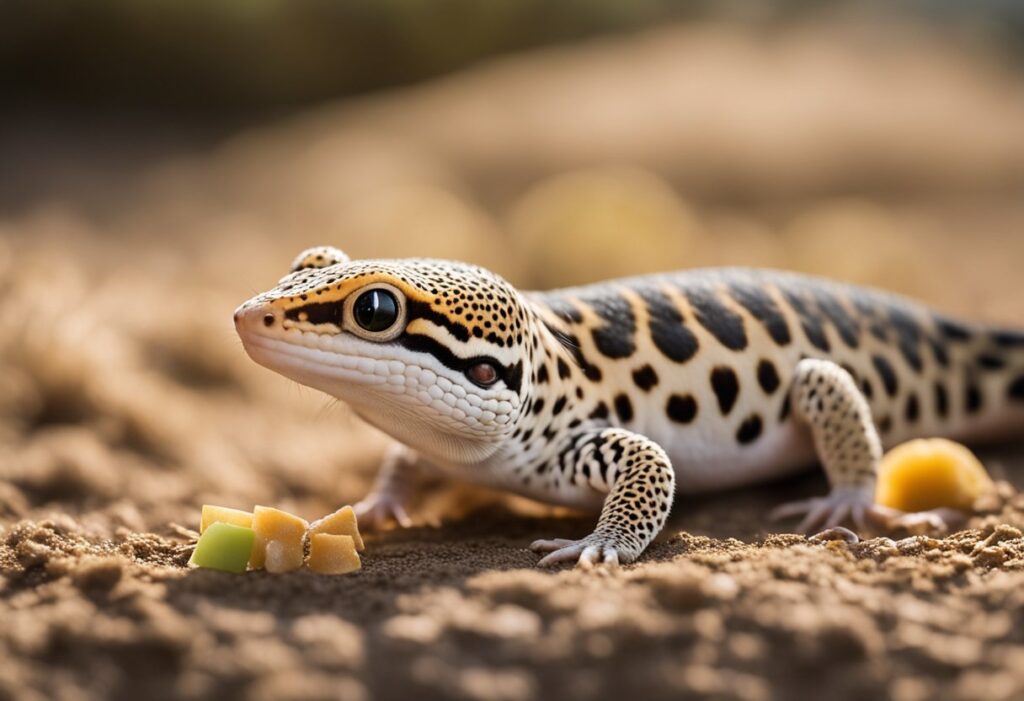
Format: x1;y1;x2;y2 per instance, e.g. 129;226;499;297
353;492;413;530
530;534;632;569
770;486;895;534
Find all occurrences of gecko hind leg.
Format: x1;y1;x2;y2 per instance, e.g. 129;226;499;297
770;358;961;535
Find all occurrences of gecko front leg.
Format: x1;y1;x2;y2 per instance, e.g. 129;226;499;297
771;358;956;534
354;444;434;529
530;428;676;568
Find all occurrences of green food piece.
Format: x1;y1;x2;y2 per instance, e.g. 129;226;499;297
188;522;255;574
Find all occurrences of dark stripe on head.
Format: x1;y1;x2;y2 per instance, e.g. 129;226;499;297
736;414;763;445
285;301;342;326
728;283;791;346
757;359;780;395
580;293;636;359
632;365;659;392
398;334;523;393
710;366;740;415
814;291;860;348
666;394;698;423
406;300;471;343
683;286;748;351
636;286;699;363
781;289;830;352
872;355;899;397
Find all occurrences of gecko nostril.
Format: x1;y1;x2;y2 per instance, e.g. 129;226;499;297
263;314;275;327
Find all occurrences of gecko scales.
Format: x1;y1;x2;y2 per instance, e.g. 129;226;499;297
234;247;1024;567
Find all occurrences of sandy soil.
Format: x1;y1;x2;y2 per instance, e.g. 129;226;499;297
4;21;1024;701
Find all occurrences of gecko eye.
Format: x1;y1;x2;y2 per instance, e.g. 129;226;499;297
353;289;399;332
467;362;499;387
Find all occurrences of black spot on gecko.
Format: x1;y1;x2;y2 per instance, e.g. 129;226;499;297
544;298;583;324
871;355;899;397
710;366;740;416
536;365;549;384
580;293;636;359
736;414;763;445
992;330;1024;348
966;381;983;414
976;354;1007;370
781;289;830;352
589;402;610;420
552;395;568;416
935;315;972;342
556;357;571;379
889;307;924;373
666;394;698;424
728;283;791;346
684;286;748;351
814;291;860;348
632;365;659;392
614;394;634;423
635;286;699;363
1009;375;1024;402
756;359;780;395
905;393;920;424
934;381;949;418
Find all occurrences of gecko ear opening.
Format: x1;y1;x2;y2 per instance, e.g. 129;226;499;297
288;246;351;274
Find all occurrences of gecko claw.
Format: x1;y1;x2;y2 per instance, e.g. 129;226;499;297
353;493;414;530
532;535;628;568
770;487;891;534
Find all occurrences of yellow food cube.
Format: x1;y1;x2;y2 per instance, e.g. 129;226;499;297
308;505;364;551
199;505;254;534
876;438;993;513
250;506;308;570
265;539;304;573
307;534;361;575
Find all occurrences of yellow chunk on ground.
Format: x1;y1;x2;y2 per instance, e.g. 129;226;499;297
250;506;308;570
199;505;253;534
876;438;993;513
307;534;361;574
308;505;364;551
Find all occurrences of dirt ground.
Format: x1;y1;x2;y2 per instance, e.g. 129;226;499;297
4;22;1024;701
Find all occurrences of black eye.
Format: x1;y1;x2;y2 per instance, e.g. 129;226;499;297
353;289;399;332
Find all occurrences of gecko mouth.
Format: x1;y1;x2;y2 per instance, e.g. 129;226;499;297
241;333;393;387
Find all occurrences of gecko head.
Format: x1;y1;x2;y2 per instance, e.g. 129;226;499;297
234;246;538;464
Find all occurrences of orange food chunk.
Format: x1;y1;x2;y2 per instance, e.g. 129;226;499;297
250;506;308;570
199;505;253;534
308;505;364;551
307;534;361;575
876;438;993;513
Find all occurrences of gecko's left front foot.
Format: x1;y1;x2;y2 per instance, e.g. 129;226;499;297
530;532;633;568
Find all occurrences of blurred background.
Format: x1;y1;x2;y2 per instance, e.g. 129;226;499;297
2;0;1024;529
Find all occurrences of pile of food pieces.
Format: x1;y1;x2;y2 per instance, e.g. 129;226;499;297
189;504;364;575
